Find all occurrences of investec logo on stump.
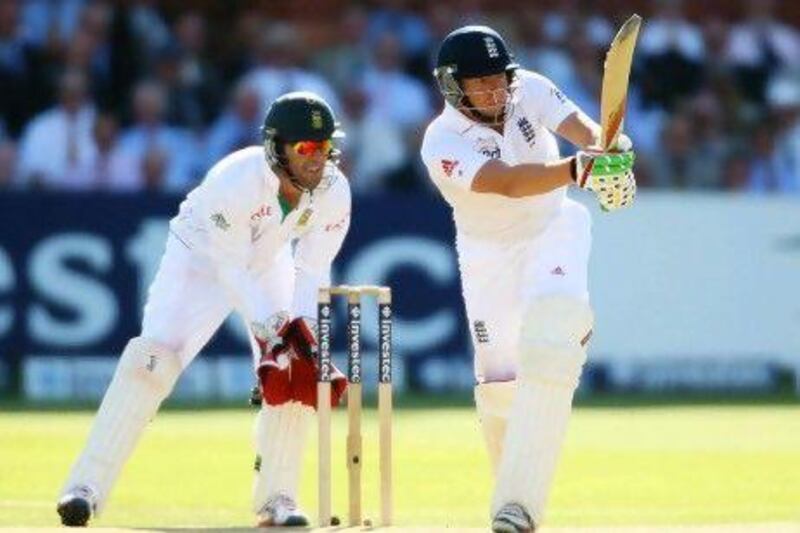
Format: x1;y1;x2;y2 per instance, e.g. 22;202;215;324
348;303;362;384
317;303;333;382
379;304;392;384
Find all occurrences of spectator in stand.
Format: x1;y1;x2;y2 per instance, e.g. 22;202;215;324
515;7;575;91
761;73;800;193
141;145;167;191
60;111;141;192
204;80;263;170
242;22;340;115
558;36;601;135
29;2;113;105
359;31;431;133
118;80;197;192
127;0;170;70
167;10;223;129
153;39;222;132
220;9;265;82
648;110;724;190
0;0;41;137
19;0;85;49
311;5;371;93
683;90;731;189
741;119;781;193
698;19;760;132
701;18;730;78
726;0;800;104
74;1;113;105
638;0;705;110
339;87;406;192
17;68;95;189
365;0;431;79
0;140;18;189
541;0;612;50
424;1;482;44
61;25;111;106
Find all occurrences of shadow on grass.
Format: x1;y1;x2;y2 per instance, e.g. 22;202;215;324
0;390;797;413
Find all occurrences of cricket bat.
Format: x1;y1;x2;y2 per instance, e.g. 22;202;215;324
600;14;642;151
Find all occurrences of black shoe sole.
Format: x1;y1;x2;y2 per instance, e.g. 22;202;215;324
57;498;91;527
282;515;309;527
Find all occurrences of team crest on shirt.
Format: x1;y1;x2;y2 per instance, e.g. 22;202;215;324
297;208;313;227
210;212;230;231
474;137;501;159
516;116;536;145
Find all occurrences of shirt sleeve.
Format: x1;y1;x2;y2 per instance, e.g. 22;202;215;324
420;127;490;191
520;72;579;132
290;179;352;318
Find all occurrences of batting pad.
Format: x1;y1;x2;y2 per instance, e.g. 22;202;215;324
61;337;182;513
491;296;592;526
252;402;314;515
474;381;516;474
517;295;593;386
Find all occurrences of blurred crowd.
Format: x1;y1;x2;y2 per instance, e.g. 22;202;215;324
0;0;799;194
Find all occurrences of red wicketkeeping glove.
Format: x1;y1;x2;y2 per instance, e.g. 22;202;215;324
256;317;347;409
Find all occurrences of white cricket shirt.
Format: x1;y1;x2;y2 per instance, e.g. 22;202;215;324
421;69;578;241
169;146;351;322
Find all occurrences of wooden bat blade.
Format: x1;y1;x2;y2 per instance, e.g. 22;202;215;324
600;14;642;150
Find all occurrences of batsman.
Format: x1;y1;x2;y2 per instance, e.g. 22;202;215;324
57;92;350;528
421;25;637;532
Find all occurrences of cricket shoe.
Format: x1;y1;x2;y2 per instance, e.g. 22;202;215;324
256;492;309;527
57;485;98;527
492;502;535;532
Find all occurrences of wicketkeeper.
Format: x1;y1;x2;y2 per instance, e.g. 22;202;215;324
420;26;636;532
57;92;350;528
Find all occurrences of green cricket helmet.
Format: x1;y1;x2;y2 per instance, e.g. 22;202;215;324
261;91;344;168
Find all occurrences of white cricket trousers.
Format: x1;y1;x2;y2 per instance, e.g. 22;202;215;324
457;198;592;384
141;233;293;368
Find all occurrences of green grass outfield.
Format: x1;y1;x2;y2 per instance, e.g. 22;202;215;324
1;395;799;530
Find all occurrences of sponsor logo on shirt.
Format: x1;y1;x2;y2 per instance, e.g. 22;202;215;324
325;212;350;232
516;116;536;145
550;265;566;276
441;159;459;177
210;212;230;231
474;137;501;159
250;205;272;221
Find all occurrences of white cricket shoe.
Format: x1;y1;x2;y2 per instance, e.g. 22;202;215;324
57;484;98;527
492;502;535;532
256;492;309;527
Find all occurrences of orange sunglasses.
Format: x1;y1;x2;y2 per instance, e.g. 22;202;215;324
292;139;332;156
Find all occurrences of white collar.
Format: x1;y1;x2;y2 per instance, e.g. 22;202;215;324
441;102;477;134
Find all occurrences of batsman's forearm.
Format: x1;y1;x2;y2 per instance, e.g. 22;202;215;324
557;110;601;149
472;158;574;198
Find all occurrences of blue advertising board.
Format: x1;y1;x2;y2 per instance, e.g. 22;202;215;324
0;192;474;397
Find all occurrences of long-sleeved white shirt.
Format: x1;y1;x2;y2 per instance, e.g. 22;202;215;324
169;146;351;325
